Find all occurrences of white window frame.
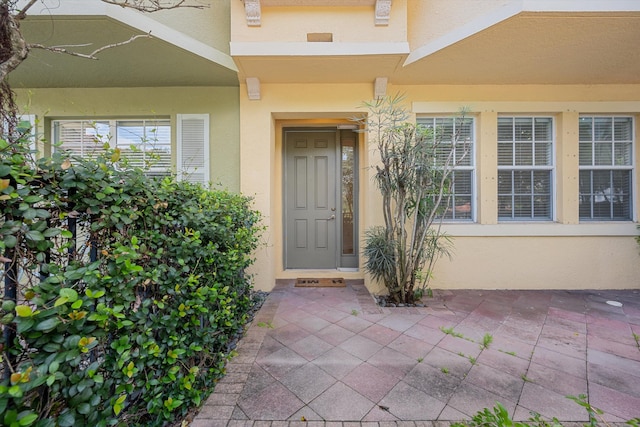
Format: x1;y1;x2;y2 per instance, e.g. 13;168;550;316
417;115;476;222
578;115;634;221
497;116;555;221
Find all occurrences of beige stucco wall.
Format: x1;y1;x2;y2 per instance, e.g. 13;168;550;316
15;87;241;191
231;0;407;43
407;0;508;49
239;82;640;292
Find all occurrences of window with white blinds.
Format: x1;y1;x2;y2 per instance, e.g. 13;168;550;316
417;116;475;221
578;116;633;220
497;117;554;220
53;119;171;176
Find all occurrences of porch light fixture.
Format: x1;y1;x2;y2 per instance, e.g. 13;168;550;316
246;77;261;100
374;77;388;99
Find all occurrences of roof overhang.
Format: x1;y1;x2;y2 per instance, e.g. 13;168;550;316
233;0;640;86
397;0;640;85
10;0;238;88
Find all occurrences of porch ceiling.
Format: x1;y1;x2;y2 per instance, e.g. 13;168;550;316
234;12;640;85
10;16;239;88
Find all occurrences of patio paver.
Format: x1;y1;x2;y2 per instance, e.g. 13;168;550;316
192;283;640;426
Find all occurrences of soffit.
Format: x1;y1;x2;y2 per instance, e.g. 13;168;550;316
396;12;640;85
10;16;239;88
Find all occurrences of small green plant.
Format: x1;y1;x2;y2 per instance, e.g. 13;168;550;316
351;309;359;316
441;367;449;374
633;333;640;351
468;356;476;365
451;401;561;427
457;352;466;358
417;357;424;363
481;333;493;350
256;321;274;329
521;374;532;382
440;326;465;339
500;349;517;357
452;395;640;427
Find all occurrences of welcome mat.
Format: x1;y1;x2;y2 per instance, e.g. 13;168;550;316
295;278;345;287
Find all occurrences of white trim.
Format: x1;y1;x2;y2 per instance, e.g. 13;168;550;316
404;0;640;66
22;0;237;72
413;101;640;114
231;41;410;57
518;0;640;13
441;222;638;237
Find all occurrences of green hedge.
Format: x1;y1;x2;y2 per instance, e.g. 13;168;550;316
0;139;262;426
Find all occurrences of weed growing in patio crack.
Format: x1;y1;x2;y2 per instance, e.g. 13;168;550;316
256;321;274;329
521;374;532;382
453;395;640;427
440;326;465;339
480;333;493;350
499;349;517;357
457;352;466;358
441;367;449;374
417;357;424;363
633;333;640;351
351;309;359;316
468;356;477;365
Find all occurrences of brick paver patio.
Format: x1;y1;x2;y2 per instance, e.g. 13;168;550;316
191;282;640;426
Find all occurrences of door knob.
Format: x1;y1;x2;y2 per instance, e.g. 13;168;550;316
327;215;335;220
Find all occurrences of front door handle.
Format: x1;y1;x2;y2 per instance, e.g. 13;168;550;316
327;215;335;220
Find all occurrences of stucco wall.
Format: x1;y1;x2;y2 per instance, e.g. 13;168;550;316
151;1;232;54
15;87;241;191
239;82;640;292
231;0;407;43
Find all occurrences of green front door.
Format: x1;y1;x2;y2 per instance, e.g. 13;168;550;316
284;129;337;269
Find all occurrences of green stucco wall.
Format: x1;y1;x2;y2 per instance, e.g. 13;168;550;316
15;86;241;191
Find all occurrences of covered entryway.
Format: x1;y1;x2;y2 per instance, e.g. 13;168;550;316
283;127;358;270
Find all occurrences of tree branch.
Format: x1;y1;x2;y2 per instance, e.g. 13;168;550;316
0;5;29;81
29;33;151;60
100;0;207;12
15;0;40;21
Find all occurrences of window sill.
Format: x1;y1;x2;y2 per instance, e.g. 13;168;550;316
440;222;638;237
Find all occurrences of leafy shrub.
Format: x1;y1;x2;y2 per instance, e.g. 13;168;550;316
1;137;262;426
356;95;463;303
